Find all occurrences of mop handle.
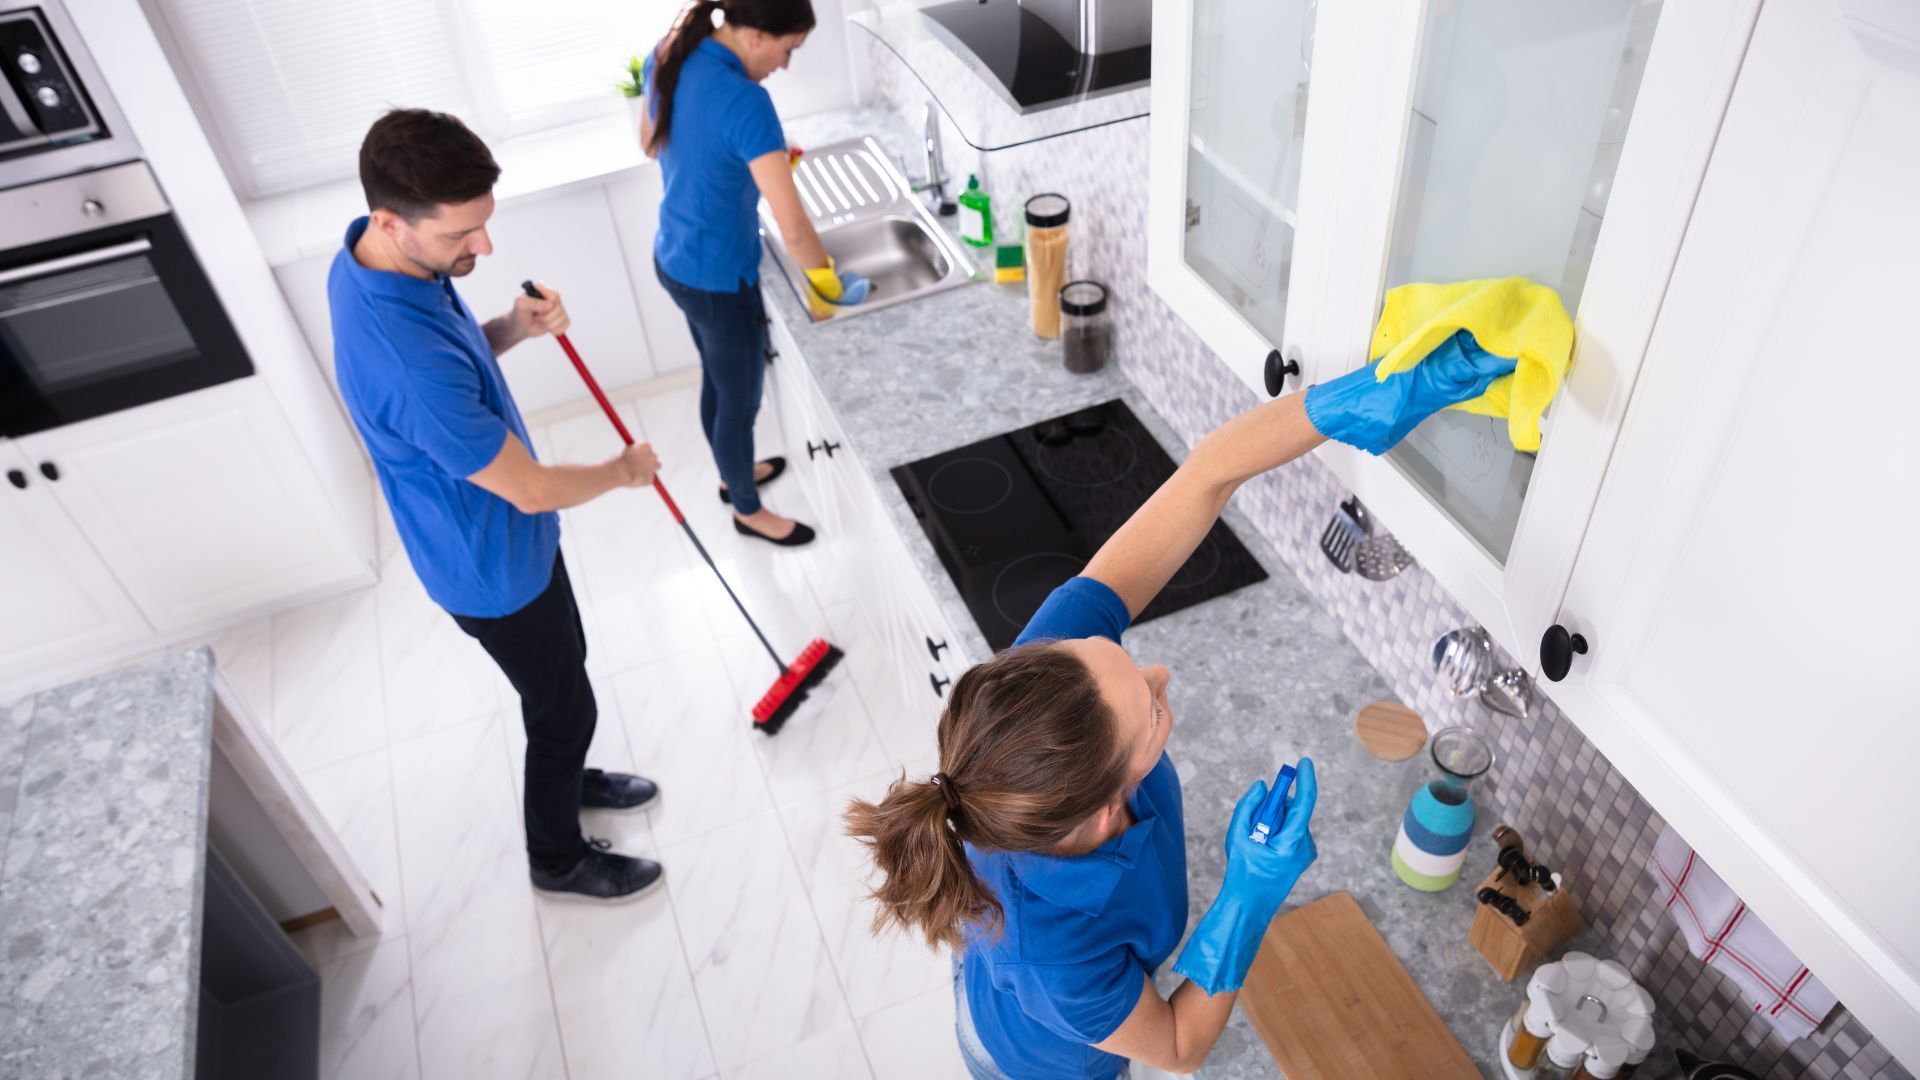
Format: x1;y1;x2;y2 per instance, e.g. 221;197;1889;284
521;281;783;671
519;282;684;524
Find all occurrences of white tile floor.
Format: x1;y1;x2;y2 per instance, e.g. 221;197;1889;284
208;379;967;1079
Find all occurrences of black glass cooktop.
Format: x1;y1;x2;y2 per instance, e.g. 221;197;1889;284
891;400;1268;651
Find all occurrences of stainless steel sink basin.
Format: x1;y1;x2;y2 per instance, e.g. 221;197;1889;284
759;136;981;322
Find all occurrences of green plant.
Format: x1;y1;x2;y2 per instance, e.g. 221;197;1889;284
616;55;645;98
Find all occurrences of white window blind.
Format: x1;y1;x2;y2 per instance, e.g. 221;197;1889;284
150;0;685;199
453;0;683;133
156;0;474;197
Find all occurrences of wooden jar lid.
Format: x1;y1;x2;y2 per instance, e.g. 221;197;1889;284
1354;701;1427;761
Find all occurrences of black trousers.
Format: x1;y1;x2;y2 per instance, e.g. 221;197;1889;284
452;554;593;876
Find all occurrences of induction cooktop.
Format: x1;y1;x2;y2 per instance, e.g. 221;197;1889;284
891;400;1268;651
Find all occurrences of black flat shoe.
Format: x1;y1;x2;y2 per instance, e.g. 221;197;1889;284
581;768;658;812
718;457;788;504
733;517;816;547
530;839;662;903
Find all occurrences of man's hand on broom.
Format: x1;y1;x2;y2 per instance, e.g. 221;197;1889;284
616;443;661;488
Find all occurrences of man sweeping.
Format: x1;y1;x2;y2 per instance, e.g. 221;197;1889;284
330;108;662;902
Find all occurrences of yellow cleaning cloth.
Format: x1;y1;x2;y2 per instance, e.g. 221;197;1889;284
1370;277;1573;452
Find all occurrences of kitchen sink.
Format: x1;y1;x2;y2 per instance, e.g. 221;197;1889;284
759;136;981;322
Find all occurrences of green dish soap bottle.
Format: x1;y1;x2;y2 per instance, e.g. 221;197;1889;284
958;174;993;247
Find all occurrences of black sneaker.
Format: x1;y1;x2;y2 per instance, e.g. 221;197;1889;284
530;838;662;903
582;769;659;811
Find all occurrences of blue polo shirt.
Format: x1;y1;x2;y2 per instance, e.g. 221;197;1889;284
328;217;560;618
643;38;787;291
963;577;1190;1080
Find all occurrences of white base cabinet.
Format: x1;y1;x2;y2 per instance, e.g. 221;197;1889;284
1;379;372;694
764;305;970;738
0;444;152;672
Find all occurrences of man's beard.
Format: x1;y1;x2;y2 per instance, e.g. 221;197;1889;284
399;237;478;278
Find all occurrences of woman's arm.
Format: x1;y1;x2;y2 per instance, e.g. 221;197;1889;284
749;150;828;269
1093;975;1238;1074
1084;393;1324;618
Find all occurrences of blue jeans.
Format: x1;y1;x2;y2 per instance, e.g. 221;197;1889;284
654;260;770;515
953;957;1134;1080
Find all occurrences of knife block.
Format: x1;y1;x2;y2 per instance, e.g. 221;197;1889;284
1468;868;1583;981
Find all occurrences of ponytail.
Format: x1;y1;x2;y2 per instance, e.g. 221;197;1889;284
844;773;1000;951
843;642;1132;952
646;0;817;154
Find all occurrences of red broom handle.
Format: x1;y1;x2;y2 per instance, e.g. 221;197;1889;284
523;283;685;525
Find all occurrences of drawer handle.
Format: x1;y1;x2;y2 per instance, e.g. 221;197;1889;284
926;636;949;662
38;461;59;482
764;347;778;365
1263;349;1300;397
807;440;826;459
929;672;952;697
823;440;841;458
1539;624;1589;682
6;469;26;490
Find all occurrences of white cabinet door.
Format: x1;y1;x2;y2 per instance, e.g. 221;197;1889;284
1149;0;1429;397
605;170;700;376
16;380;367;633
1551;0;1920;1060
0;443;151;688
1304;0;1759;660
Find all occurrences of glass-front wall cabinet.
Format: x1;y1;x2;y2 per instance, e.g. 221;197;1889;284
1378;0;1664;563
1181;0;1317;352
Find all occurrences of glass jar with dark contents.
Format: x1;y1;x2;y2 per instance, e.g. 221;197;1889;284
1059;280;1111;374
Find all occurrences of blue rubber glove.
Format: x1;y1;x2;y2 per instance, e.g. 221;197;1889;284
1303;330;1517;454
833;269;872;305
1173;757;1319;995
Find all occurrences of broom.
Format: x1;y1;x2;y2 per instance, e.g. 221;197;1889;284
522;281;842;734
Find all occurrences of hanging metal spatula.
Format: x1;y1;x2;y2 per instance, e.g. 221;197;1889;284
1319;497;1370;573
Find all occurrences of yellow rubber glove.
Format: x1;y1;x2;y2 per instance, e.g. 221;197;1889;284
804;257;845;302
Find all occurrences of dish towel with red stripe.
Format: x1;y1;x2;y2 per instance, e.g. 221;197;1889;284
1647;826;1838;1040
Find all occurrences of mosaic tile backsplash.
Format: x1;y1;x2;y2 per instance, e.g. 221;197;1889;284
864;38;1911;1080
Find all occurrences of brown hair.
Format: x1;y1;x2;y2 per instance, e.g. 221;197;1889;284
358;109;500;223
646;0;816;154
843;643;1131;951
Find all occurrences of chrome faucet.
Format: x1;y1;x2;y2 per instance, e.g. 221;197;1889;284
916;101;956;217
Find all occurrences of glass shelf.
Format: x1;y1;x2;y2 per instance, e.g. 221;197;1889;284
850;1;1150;152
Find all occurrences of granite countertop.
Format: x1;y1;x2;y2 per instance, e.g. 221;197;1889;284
773;108;1614;1077
0;648;215;1080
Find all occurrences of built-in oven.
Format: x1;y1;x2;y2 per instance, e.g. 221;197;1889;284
0;160;253;436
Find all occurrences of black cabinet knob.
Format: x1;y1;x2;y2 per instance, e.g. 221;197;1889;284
764;347;778;365
1539;624;1589;682
1263;349;1300;397
823;440;841;458
929;672;952;697
806;440;825;459
6;469;25;490
38;461;58;482
925;636;949;662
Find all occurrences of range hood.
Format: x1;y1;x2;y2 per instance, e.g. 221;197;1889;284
918;0;1151;114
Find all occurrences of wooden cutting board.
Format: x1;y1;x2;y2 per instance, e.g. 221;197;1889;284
1241;892;1478;1078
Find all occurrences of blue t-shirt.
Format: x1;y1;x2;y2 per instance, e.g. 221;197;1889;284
964;577;1190;1080
328;217;560;618
644;38;787;292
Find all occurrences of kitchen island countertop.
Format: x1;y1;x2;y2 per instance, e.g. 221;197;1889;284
0;648;215;1080
768;108;1616;1078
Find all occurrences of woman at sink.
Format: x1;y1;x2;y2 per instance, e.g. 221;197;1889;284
845;340;1516;1079
638;0;871;546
